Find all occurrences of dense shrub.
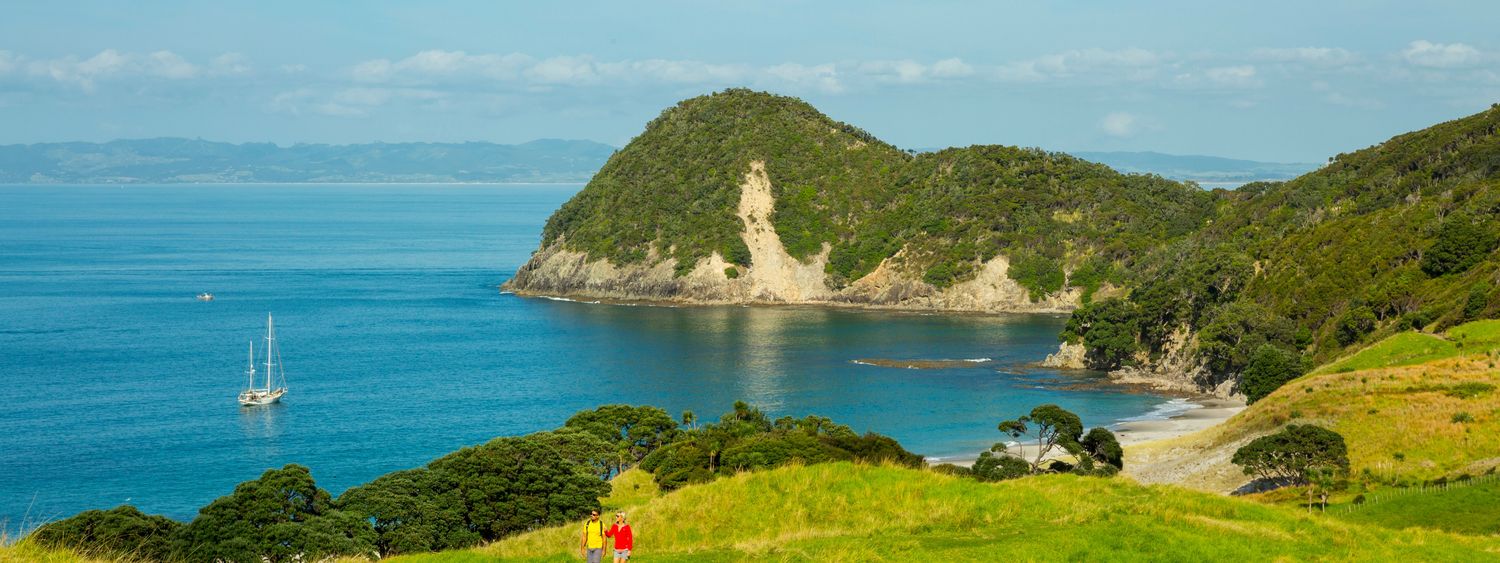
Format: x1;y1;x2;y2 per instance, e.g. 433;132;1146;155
638;403;920;490
32;506;181;561
1335;306;1378;346
171;464;375;563
1239;345;1308;404
1421;215;1498;276
1060;298;1141;369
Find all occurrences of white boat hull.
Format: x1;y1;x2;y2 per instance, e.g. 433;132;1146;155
238;388;286;406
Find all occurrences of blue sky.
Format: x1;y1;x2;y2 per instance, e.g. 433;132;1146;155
2;1;1497;161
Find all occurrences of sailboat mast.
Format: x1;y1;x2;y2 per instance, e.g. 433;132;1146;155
265;313;274;391
247;341;255;390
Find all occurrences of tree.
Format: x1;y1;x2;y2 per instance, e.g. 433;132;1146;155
426;436;610;542
32;505;181;561
1335;305;1377;346
1196;302;1297;374
1231;425;1349;493
525;428;618;479
1465;283;1492;321
997;404;1085;473
336;469;475;557
1079;427;1124;471
171;464;374;563
1060;298;1141;369
681;410;697;429
1421;215;1498;276
564;405;680;472
1239;345;1307;404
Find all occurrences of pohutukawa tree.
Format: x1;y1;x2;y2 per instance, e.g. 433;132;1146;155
996;404;1123;476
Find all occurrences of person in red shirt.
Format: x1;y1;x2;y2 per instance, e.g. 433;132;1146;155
606;511;634;561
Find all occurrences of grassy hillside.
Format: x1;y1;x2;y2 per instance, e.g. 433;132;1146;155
1129;322;1500;492
1333;477;1500;535
394;463;1497;561
1313;320;1500;374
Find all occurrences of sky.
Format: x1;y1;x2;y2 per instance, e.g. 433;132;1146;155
2;1;1498;162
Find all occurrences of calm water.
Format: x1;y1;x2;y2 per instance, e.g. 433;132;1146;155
0;184;1169;529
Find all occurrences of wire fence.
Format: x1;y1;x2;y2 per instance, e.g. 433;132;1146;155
1332;472;1500;515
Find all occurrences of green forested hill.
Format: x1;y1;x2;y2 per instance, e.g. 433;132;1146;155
536;89;1214;293
528;89;1500;397
1065;104;1500;387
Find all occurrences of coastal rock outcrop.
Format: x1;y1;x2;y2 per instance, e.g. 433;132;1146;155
506;160;1081;312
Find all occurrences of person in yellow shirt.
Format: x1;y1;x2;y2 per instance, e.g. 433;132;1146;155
580;510;607;563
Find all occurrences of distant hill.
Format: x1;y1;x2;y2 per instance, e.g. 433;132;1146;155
1070;151;1319;184
0;138;616;183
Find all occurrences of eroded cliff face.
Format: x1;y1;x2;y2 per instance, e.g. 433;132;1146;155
504;161;1080;313
1038;325;1242;399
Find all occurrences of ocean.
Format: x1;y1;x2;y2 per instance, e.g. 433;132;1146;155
0;184;1169;529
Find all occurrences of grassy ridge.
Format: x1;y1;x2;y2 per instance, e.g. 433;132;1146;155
1314;320;1500;374
404;463;1498;561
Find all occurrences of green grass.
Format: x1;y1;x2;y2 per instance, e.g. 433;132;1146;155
1312;320;1500;375
1313;332;1458;374
1333;477;1500;536
393;463;1500;562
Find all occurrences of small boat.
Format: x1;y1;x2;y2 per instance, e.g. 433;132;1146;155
197;292;215;301
238;313;288;406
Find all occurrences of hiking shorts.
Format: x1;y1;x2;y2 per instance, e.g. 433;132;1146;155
615;548;632;559
586;547;603;563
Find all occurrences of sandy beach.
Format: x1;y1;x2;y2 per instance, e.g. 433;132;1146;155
933;396;1245;468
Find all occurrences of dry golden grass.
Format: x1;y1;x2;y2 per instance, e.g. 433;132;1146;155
1128;350;1500;492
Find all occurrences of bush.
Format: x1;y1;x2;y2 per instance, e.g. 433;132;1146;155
639;404;920;491
171;464;376;563
1465;283;1491;320
969;452;1031;482
1239;345;1307;404
1008;253;1066;301
1336;305;1378;346
1421;215;1498;276
1452;412;1475;423
32;506;181;561
1446;382;1496;399
1060;298;1141;369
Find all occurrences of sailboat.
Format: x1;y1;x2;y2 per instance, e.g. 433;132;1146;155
238;313;288;406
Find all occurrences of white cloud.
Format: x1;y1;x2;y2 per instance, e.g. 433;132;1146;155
931;58;974;78
996;48;1160;82
11;49;205;90
1206;65;1259;87
1251;47;1357;66
763;63;843;93
1100;112;1139;137
1402;40;1482;68
526;56;600;84
209;53;252;76
353;50;534;83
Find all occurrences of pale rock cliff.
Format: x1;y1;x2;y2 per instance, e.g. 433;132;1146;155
505;161;1081;313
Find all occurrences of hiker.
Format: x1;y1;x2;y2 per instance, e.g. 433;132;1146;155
606;511;634;562
580;510;606;563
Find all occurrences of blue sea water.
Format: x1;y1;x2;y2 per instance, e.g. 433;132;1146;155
0;184;1169;530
